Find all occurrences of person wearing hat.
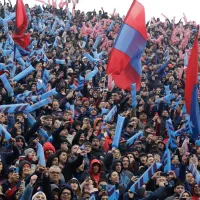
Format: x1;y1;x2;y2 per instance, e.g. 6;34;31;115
18;160;31;180
68;178;82;200
15;135;26;155
51;184;60;200
24;148;37;164
91;136;106;160
43;142;56;161
1;166;20;199
59;184;74;200
32;191;47;200
111;159;130;188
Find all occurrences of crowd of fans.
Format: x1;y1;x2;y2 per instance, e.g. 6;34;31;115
0;0;199;199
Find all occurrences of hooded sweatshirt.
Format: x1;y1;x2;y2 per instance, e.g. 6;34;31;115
43;142;56;160
89;159;102;184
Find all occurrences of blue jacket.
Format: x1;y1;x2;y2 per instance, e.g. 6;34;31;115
19;184;33;200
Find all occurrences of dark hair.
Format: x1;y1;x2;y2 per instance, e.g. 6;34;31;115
175;181;184;188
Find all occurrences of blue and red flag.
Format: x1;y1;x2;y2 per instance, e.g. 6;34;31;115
106;0;147;91
184;33;200;140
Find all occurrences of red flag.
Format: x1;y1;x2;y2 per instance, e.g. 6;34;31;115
12;0;30;49
12;33;30;49
15;0;28;35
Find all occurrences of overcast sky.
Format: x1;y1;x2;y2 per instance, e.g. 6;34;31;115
10;0;200;23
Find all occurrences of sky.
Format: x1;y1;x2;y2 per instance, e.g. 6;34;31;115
10;0;200;23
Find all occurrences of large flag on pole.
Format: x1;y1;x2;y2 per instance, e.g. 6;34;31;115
106;0;147;91
15;0;28;35
12;0;30;49
184;33;200;140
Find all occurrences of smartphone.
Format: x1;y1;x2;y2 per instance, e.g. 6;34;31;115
101;184;107;191
160;172;168;177
80;144;85;150
20;181;25;188
14;167;19;173
174;155;179;159
19;156;25;161
31;164;36;172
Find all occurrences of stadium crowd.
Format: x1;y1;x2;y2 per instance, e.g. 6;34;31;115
0;0;199;199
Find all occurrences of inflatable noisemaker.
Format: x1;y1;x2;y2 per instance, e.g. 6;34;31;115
93;34;102;50
37;142;46;166
164;85;170;95
107;20;115;32
104;105;117;122
126;130;144;146
26;98;52;113
0;74;14;97
112;115;125;148
166;118;177;148
83;53;100;63
85;66;98;81
101;108;108;116
131;83;137;108
13;65;35;82
55;59;66;65
156;93;175;104
0;103;30;113
130;162;162;193
27;114;48;140
41;88;58;100
0;124;12;141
